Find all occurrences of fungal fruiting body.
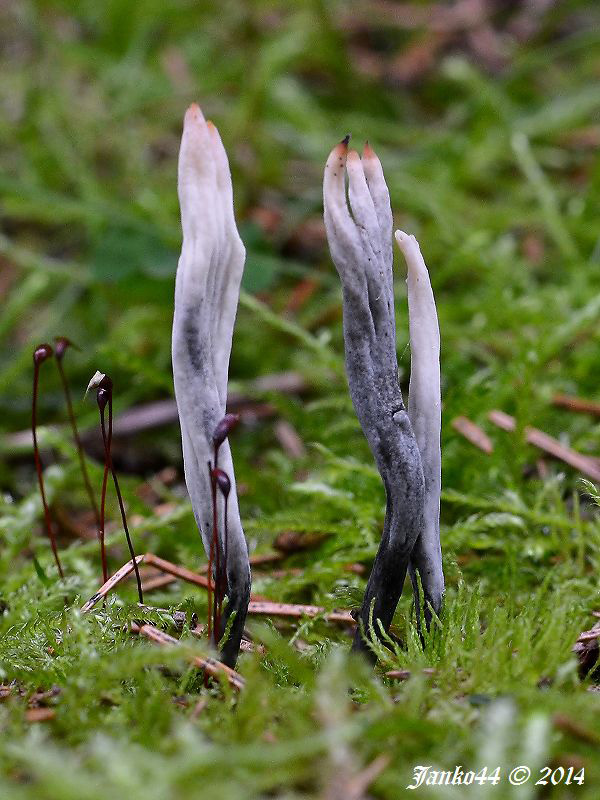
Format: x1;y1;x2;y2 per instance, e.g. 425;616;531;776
172;104;250;667
323;139;443;656
396;231;443;628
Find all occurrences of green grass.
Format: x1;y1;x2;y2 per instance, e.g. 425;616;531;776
2;1;600;797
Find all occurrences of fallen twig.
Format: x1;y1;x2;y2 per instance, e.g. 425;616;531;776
83;553;355;627
190;624;263;654
385;667;436;681
130;621;244;691
451;416;493;454
191;698;208;718
343;754;390;800
274;531;328;553
488;410;600;482
553;393;600;418
553;713;600;745
81;555;145;612
142;553;262;603
273;420;307;459
5;371;309;453
140;551;284;593
247;600;355;626
25;708;56;723
141;573;177;593
248;552;285;568
143;553;210;590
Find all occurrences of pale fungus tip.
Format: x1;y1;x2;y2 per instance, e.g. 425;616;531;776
363;140;376;158
395;229;418;250
184;103;205;127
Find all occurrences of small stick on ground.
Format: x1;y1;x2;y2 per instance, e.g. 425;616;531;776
81;555;145;612
385;667;436;681
247;600;356;626
144;553;210;590
32;344;64;578
141;551;283;594
553;393;600;418
488;409;600;482
130;621;244;691
90;553;355;627
451;416;493;454
248;552;284;568
141;573;177;593
143;555;355;624
553;713;600;745
343;754;391;800
191;698;208;718
25;708;56;723
143;553;268;602
190;625;263;654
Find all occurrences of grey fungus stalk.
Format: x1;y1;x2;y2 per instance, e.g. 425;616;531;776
323;138;443;658
172;104;250;668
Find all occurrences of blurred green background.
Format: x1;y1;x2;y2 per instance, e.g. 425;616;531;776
2;1;600;798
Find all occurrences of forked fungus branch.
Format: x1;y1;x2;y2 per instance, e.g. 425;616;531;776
323;138;443;655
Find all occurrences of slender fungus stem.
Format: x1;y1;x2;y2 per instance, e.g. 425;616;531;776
93;374;144;604
172;104;251;667
32;343;64;578
396;231;444;629
54;337;102;553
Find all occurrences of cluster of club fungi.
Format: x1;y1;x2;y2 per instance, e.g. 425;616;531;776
33;104;444;671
